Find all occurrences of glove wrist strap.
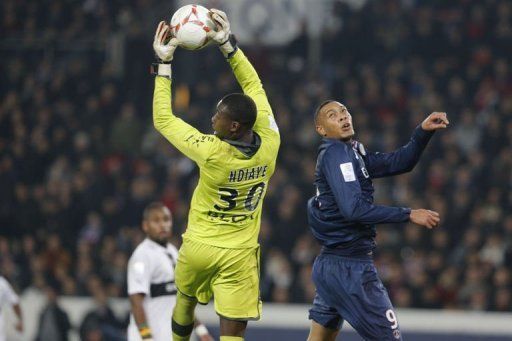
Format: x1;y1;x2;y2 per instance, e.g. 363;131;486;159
219;34;238;59
150;63;172;78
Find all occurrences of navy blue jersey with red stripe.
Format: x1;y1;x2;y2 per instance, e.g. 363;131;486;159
307;125;434;256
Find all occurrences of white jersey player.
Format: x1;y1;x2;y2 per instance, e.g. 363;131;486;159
0;276;23;341
127;202;212;341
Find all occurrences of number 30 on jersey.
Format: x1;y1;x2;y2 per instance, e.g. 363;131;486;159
208;182;266;223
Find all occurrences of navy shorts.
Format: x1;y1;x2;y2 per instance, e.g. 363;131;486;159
309;253;402;340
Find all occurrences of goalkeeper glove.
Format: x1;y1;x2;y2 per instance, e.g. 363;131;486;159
153;20;178;62
152;21;178;78
208;8;238;58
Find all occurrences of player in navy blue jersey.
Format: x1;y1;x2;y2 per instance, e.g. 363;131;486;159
307;100;449;341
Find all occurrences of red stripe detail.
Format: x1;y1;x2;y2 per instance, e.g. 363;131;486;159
183;10;192;24
179;6;207;33
157;22;164;36
163;27;169;42
189;20;204;26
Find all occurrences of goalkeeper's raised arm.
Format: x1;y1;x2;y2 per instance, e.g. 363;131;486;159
208;9;279;138
151;21;216;166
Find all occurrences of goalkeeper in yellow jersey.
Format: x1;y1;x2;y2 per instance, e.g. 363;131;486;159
151;9;280;341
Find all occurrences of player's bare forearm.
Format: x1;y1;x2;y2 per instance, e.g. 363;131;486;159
129;294;149;330
13;303;23;332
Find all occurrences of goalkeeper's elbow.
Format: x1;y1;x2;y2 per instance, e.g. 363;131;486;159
152;112;165;132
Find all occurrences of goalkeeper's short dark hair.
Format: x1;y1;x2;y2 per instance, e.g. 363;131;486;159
219;93;257;129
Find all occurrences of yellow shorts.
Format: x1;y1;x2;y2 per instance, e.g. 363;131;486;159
175;237;262;320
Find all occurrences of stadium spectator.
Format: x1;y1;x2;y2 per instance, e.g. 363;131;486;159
35;285;71;341
79;285;126;341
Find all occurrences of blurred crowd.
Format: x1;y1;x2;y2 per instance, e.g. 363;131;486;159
1;3;512;338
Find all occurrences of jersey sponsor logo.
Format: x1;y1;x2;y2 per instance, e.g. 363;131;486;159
339;162;356;182
207;210;256;223
228;166;268;183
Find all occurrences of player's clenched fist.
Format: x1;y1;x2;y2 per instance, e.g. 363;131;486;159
410;209;440;229
421;112;450;131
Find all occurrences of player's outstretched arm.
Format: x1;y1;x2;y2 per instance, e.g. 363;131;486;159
2;278;23;334
323;143;411;225
323;140;442;229
324;145;441;227
152;21;215;166
365;112;450;178
13;303;23;333
128;250;154;340
208;9;278;136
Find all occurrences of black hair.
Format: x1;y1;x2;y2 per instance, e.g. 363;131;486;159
218;93;257;130
142;201;169;221
314;99;336;124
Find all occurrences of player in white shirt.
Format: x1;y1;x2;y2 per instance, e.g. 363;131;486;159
0;276;23;341
127;202;213;341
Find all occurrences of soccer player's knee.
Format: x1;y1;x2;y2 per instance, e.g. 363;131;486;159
172;291;196;326
308;320;339;341
172;294;195;341
177;291;197;308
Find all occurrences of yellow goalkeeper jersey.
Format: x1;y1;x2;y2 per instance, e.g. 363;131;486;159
153;49;280;249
